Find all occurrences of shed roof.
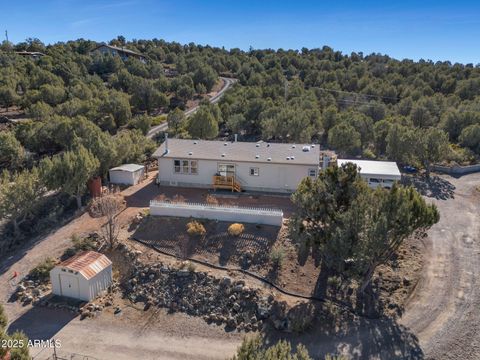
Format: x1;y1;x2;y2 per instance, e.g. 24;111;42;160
110;164;145;172
337;159;401;178
153;139;320;166
58;251;112;280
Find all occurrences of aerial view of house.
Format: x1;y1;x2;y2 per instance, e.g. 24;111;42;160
153;137;321;193
1;1;479;360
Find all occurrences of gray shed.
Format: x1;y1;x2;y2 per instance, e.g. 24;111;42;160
109;164;145;185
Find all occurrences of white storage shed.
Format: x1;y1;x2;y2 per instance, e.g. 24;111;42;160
337;159;402;189
109;164;145;186
50;251;113;301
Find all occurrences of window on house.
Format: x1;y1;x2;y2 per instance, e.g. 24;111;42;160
174;160;181;173
190;160;198;174
250;167;259;176
369;178;380;183
182;160;189;173
308;168;317;177
174;159;198;174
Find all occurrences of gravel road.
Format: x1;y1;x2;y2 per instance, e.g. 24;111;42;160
400;173;480;359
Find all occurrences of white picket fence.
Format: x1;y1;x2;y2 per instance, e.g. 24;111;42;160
149;200;283;226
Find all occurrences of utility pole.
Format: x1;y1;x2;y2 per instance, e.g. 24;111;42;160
5;30;8;43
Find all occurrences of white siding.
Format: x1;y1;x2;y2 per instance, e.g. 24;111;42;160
50;264;113;302
109;168;144;185
157;157;317;193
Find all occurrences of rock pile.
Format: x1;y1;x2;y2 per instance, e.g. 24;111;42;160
14;279;51;305
126;262;275;331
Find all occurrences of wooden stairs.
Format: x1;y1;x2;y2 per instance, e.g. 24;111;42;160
212;175;242;192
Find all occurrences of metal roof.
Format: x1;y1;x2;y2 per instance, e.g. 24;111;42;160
58;251;112;280
110;163;145;172
337;159;402;178
92;44;145;58
153;139;320;166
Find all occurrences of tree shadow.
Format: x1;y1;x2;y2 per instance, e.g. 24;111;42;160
262;301;424;359
402;174;455;200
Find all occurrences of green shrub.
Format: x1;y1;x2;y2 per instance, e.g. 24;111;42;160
63;234;98;258
0;304;7;330
151;114;167;126
362;148;376;159
186;221;206;236
228;223;245;236
29;258;56;281
270;246;286;268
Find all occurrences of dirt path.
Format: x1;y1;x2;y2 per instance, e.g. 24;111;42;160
400;173;480;359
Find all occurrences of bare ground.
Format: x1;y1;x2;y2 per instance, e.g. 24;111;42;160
1;173;480;359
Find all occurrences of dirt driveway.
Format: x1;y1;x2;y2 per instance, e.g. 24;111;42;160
400;173;480;359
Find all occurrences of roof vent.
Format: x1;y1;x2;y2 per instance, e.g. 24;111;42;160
267;143;270;147
193;141;198;145
224;143;228;146
286;157;290;160
267;157;272;161
292;145;296;149
256;143;260;147
311;144;315;148
188;152;193;156
302;146;310;152
221;153;226;157
255;155;259;159
291;156;295;160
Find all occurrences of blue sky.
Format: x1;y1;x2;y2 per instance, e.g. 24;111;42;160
1;0;480;64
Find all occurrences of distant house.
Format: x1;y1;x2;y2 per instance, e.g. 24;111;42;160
153;137;320;193
50;251;112;301
90;44;147;63
15;51;45;60
337;159;401;189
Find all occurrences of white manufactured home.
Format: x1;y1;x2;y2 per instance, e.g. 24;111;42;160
50;251;112;302
337;159;402;189
153;138;320;193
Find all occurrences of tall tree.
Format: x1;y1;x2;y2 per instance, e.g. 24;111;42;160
328;123;361;156
167;107;186;133
0;131;25;169
415;127;449;178
0;167;45;236
290;164;438;297
40;145;99;209
186;107;218;139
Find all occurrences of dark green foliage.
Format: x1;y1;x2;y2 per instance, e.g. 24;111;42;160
231;335;312;360
290;164;439;292
0;304;7;330
29;257;56;281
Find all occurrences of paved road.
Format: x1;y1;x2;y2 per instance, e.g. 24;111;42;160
146;77;236;139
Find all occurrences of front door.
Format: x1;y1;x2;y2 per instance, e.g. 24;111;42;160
59;273;80;299
218;164;235;178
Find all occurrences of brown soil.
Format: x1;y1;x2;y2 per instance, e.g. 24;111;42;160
132;215;423;315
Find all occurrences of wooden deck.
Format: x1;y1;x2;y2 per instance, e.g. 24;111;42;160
212;175;242;192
